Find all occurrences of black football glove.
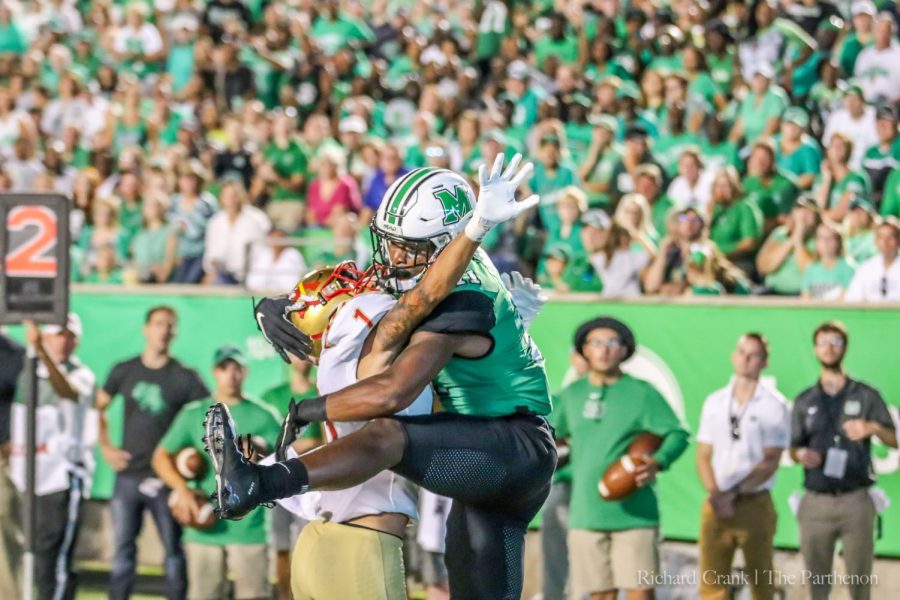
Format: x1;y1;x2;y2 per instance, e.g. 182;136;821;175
275;398;310;461
253;296;312;363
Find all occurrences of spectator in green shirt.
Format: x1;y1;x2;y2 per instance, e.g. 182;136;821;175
880;168;900;219
729;64;788;148
528;131;579;235
838;1;876;77
555;317;688;599
846;197;880;264
756;197;820;295
153;345;281;600
533;13;580;69
743;139;800;227
0;6;26;56
708;167;764;267
814;133;872;222
775;107;822;190
634;164;674;237
801;223;856;300
578;116;621;208
862;105;899;202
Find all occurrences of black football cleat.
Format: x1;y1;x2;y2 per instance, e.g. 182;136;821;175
203;403;267;520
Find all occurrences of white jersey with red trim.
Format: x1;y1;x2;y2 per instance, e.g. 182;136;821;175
272;291;432;523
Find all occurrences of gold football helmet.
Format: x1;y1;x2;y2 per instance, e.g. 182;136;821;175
286;261;377;358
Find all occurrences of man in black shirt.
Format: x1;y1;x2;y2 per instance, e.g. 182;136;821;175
790;321;897;600
97;307;209;600
0;332;24;599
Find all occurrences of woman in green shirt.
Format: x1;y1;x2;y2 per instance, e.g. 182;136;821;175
707;167;763;268
801;223;855;300
0;6;27;55
756;199;820;295
129;192;177;284
775;107;821;190
578;117;620;208
813;133;871;222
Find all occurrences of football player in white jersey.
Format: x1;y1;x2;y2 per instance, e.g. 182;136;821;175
255;261;543;600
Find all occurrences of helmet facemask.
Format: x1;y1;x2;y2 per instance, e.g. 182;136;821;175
369;221;450;292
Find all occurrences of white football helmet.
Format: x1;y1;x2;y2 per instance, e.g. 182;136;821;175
370;167;476;290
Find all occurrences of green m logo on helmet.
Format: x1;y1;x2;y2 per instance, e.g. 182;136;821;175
434;185;472;226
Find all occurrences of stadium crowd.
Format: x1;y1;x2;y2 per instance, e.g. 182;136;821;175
0;0;897;298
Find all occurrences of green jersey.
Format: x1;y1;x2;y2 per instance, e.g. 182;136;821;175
709;199;763;255
553;375;689;531
429;250;551;417
260;382;322;442
801;259;855;299
775;135;822;183
743;172;799;218
160;398;281;545
880;168;900;219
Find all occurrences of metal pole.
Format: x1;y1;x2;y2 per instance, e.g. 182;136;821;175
21;344;37;600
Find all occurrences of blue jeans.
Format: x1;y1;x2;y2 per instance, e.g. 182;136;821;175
108;474;186;600
171;256;204;284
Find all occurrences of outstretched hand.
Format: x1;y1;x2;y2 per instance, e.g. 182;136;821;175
501;271;545;328
465;153;539;242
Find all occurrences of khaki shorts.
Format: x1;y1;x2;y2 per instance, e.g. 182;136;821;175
568;527;659;597
291;520;406;600
185;542;270;600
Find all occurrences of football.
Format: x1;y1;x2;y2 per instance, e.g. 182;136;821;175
169;488;217;529
174;447;207;481
598;432;663;501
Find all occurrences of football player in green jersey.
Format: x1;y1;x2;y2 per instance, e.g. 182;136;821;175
206;155;556;599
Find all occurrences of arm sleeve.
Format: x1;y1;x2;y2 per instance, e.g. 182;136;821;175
865;389;896;431
764;401;791;449
159;408;191;453
102;362;124;397
641;386;690;470
549;392;569;439
415;291;496;336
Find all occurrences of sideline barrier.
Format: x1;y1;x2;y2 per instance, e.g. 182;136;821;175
11;286;898;555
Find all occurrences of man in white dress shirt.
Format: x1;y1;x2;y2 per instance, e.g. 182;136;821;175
696;333;790;600
845;220;900;301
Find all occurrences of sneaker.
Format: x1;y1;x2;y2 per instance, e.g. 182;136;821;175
203;403;266;520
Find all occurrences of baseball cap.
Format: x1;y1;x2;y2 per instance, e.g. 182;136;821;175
851;0;876;16
540;132;561;147
544;244;570;261
581;209;612;230
875;104;898;122
625;124;649;140
782;106;810;129
213;344;247;368
844;82;864;97
507;60;530;81
42;313;83;339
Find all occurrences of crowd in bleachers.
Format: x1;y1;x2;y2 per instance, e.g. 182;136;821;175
0;0;898;298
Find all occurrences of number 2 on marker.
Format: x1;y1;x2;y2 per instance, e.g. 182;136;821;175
5;205;57;277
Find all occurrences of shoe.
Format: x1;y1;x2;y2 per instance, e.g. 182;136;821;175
203;403;266;520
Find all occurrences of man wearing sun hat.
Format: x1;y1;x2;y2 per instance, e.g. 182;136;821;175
9;313;96;600
154;344;281;600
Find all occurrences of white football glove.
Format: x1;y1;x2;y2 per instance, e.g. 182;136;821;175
501;271;546;328
465;153;540;242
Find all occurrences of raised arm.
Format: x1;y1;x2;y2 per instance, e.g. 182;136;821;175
254;154;538;365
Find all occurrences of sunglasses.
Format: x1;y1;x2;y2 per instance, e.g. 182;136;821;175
585;339;624;349
731;415;741;441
